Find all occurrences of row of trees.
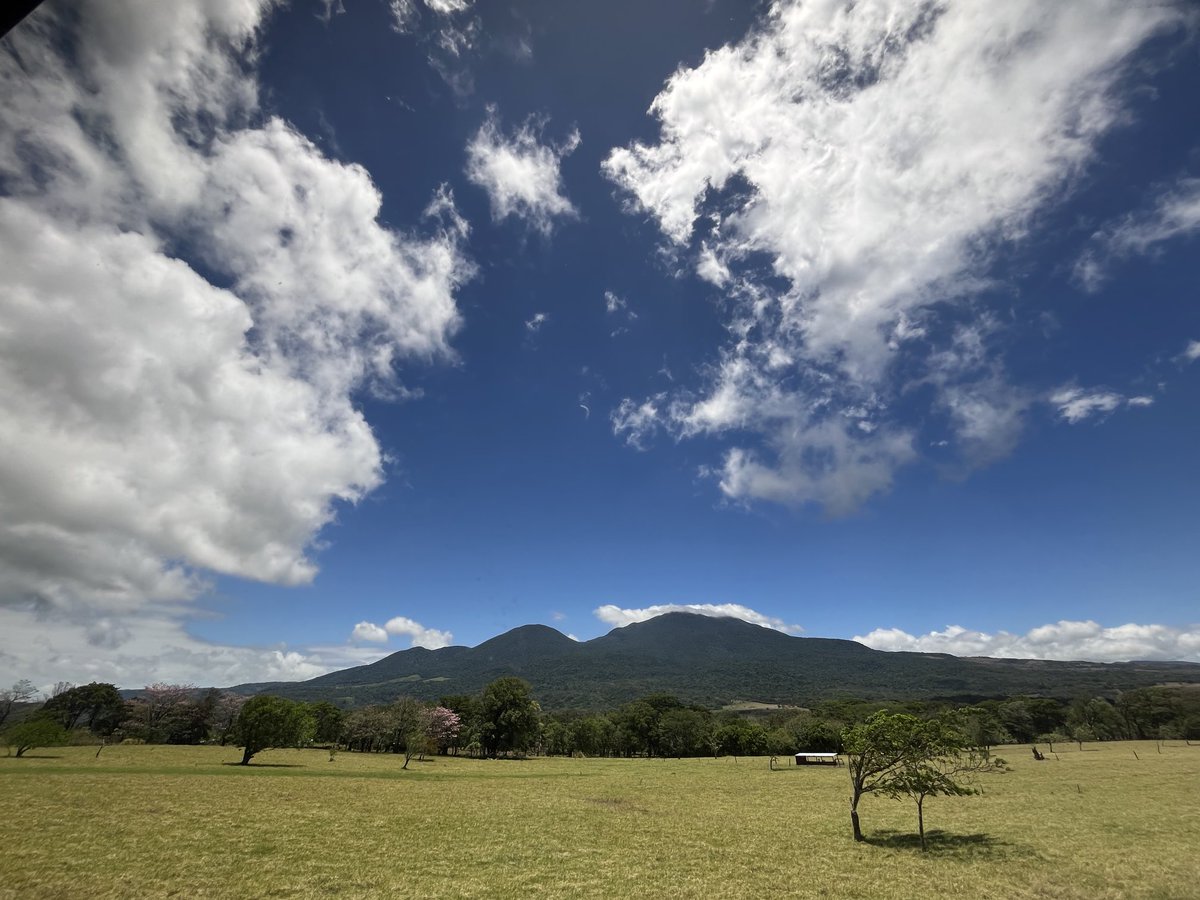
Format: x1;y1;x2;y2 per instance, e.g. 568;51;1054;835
5;678;1198;763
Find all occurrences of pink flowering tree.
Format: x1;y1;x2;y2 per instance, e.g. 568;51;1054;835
424;706;462;756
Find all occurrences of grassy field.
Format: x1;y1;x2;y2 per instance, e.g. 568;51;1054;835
0;741;1197;899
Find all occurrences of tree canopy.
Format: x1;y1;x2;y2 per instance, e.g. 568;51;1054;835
233;696;313;765
3;716;69;758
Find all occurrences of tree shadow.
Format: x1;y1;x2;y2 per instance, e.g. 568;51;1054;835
866;829;1035;861
8;754;64;759
220;761;305;768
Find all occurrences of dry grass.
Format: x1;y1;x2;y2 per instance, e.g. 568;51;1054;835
0;741;1197;898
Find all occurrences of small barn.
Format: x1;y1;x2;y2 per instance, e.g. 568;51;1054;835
794;751;840;766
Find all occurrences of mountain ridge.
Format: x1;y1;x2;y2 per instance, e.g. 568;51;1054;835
230;612;1200;709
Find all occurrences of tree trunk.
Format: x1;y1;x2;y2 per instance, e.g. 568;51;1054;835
917;796;926;852
850;803;863;842
240;746;254;765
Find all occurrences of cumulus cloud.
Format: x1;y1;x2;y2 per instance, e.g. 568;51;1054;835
855;620;1200;663
384;616;454;649
466;106;580;234
1075;177;1200;291
0;603;390;692
0;0;469;654
1049;387;1153;424
594;603;803;635
351;621;389;643
603;0;1187;513
1183;340;1200;363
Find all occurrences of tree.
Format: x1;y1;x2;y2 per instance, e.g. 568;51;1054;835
308;701;346;745
210;692;246;746
479;677;540;757
0;680;37;727
842;712;929;842
40;682;124;734
423;706;462;755
233;696;313;765
389;697;426;769
880;718;1008;850
3;716;69;757
952;707;1010;759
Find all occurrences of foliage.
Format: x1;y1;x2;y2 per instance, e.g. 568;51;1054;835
3;715;69;757
479;677;540;757
307;701;345;745
41;682;125;734
842;712;929;842
233;696;314;765
878;717;1008;850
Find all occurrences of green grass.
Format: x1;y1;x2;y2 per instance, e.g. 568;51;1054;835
1;741;1197;898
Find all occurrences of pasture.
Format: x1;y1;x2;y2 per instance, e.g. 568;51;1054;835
0;741;1196;898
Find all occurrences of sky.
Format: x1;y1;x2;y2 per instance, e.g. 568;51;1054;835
1;0;1199;692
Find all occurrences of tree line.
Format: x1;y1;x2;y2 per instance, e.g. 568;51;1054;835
4;677;1199;761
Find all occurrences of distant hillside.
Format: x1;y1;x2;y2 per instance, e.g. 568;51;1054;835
230;612;1200;710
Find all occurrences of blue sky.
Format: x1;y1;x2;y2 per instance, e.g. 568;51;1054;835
1;0;1199;689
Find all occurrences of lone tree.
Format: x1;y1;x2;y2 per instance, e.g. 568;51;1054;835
3;716;69;757
843;712;1007;848
233;696;312;765
843;712;928;842
880;717;1008;850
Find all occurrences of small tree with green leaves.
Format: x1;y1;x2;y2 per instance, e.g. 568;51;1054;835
842;712;929;842
881;718;1008;850
233;696;313;765
3;716;69;757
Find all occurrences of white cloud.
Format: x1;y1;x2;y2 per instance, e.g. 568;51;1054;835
351;621;389;643
603;0;1186;513
384;616;454;649
1184;340;1200;363
1049;387;1153;424
424;0;473;14
0;603;389;692
466;106;580;235
604;291;637;337
611;395;666;451
604;290;637;319
855;620;1200;663
594;603;803;635
525;312;549;333
1075;177;1200;291
0;4;469;623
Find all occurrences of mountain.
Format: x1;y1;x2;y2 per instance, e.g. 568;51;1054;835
230;612;1200;710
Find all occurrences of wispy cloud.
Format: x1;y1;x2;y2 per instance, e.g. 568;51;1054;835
1075;177;1200;291
603;0;1188;514
1049;387;1153;424
466;106;580;235
856;620;1200;663
594;603;803;635
525;312;549;333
